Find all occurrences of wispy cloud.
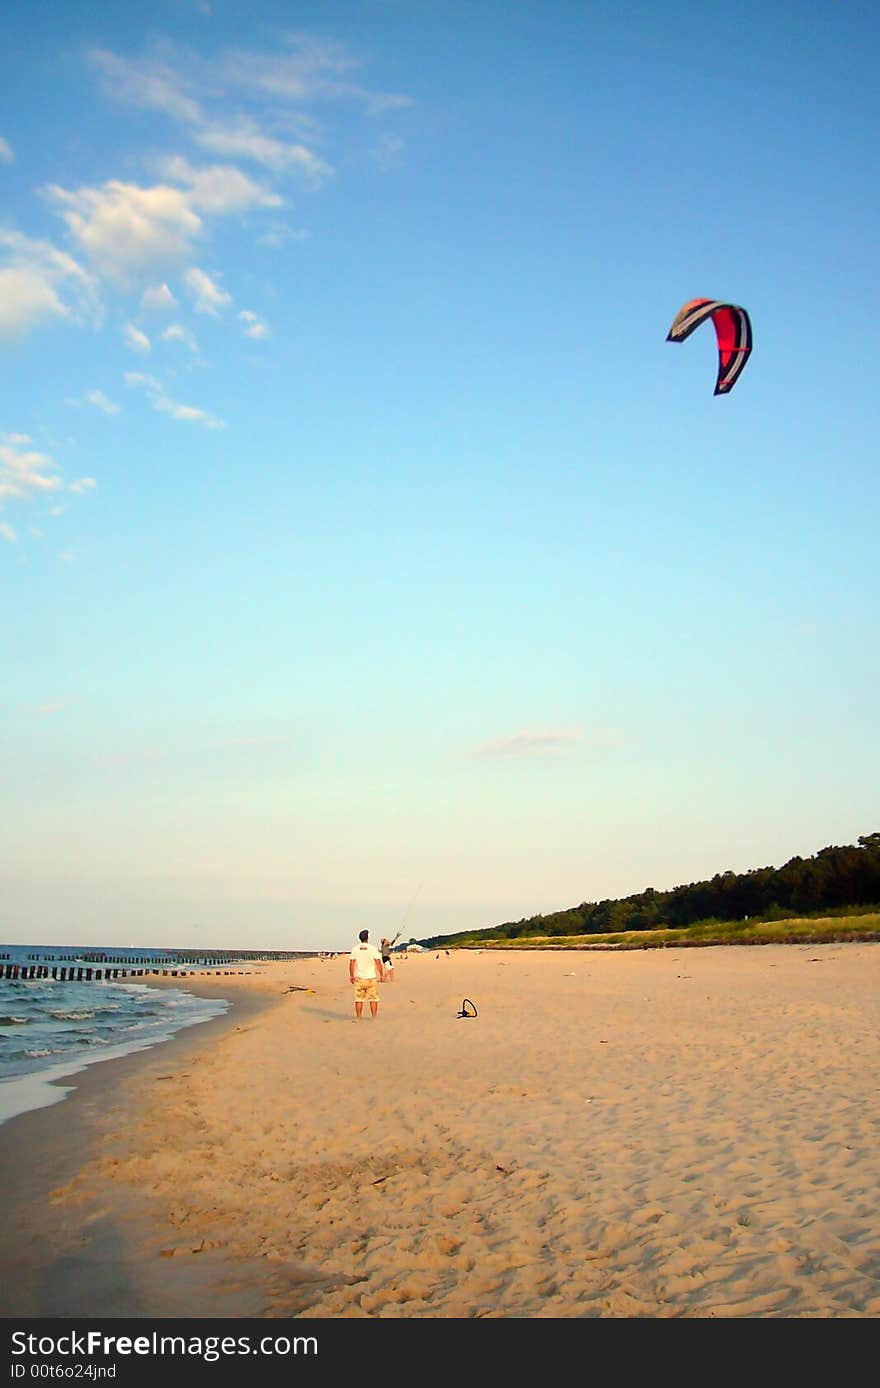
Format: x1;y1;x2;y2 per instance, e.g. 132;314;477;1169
0;267;67;337
238;309;269;339
124;371;162;391
97;35;411;108
0;432;97;532
5;36;408;352
161;322;199;352
88;45;332;182
185;265;231;315
469;726;627;759
88;48;204;125
193;120;331;181
140;282;178;313
0;434;62;508
154;395;224;428
470;729;586;760
257;221;309;249
157;155;282;213
124;322;151;353
220;34;412;115
125;370;225;429
89;36;411;191
0;229;99;339
85;389;121;415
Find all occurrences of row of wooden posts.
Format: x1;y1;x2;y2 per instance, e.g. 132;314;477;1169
12;951;305;964
13;953;240;965
2;963;251;982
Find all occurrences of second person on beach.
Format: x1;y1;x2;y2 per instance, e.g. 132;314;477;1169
380;931;400;981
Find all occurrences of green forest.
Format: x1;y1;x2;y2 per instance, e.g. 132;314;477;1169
423;833;880;948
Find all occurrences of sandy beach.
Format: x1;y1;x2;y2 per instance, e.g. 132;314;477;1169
2;942;879;1319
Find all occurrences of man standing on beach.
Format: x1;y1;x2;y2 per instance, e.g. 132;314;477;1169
349;930;385;1019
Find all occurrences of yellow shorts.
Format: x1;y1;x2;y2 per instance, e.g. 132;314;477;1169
354;978;379;1002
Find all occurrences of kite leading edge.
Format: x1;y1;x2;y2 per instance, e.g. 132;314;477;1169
666;298;752;395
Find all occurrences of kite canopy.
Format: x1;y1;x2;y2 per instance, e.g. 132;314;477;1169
666;298;752;395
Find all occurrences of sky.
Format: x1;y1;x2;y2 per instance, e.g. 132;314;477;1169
2;1;879;952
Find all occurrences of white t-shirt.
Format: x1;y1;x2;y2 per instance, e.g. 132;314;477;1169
349;941;383;980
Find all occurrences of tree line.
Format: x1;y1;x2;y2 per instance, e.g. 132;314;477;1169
424;833;880;946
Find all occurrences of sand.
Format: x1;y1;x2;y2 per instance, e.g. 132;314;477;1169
1;942;879;1319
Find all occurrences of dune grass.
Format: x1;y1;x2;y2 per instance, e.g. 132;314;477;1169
447;912;880;951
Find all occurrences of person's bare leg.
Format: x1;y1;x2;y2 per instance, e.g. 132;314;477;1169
370;1001;378;1018
355;1001;363;1019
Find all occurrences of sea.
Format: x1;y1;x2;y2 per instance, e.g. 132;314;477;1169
0;942;301;1128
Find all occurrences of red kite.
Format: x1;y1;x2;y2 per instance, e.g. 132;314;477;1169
666;299;752;395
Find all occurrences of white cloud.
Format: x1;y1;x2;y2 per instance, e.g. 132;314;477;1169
69;477;97;494
125;371;225;429
161;322;199;352
141;282;178;312
238;309;269;339
221;35;412;115
44;179;204;289
185;265;231;315
85;389;121;415
124;322;152;353
90;39;411;188
0;521;15;543
159;155;282;213
0;267;67;337
154;396;224;428
257;221;309;249
125;371;162;390
0;230;99;339
4;39;410;355
91;35;398;114
89;48;204;125
194;120;331;181
42;161;282;300
0;435;62;507
89;45;331;182
470;729;586;760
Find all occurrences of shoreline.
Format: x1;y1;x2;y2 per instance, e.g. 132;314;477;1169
0;980;235;1129
0;973;281;1318
2;945;879;1318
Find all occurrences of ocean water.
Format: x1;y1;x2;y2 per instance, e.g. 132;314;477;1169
0;944;243;1127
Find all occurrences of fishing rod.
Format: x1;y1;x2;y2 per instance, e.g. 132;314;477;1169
395;879;423;943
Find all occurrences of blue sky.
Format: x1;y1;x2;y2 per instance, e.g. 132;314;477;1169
2;1;878;951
